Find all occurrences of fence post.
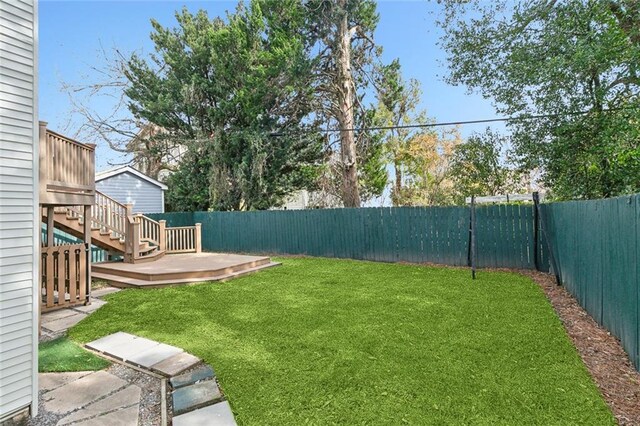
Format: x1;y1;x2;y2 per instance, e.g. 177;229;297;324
534;195;562;286
195;223;202;253
533;192;540;271
84;205;92;303
159;220;166;251
470;195;477;280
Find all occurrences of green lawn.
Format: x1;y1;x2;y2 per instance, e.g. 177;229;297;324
39;337;110;372
69;257;613;425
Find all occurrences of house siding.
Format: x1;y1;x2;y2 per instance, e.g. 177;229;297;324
96;171;165;214
0;0;38;420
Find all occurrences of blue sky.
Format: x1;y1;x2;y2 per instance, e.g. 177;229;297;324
39;0;502;171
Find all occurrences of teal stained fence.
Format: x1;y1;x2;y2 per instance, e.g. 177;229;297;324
150;204;548;270
542;195;639;370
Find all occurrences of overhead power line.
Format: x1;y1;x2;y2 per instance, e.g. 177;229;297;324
267;105;639;137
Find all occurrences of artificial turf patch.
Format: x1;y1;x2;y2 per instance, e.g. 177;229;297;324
70;257;614;425
39;336;110;372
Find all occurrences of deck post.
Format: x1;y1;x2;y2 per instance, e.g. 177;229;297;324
195;223;202;253
38;121;47;199
46;206;54;247
84;204;92;303
125;203;134;217
159;220;166;251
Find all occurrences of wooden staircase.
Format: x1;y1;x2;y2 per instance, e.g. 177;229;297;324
44;191;199;264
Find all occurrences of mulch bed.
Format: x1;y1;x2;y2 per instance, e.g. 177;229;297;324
523;271;640;425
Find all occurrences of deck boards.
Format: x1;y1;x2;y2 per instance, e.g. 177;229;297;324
92;253;279;288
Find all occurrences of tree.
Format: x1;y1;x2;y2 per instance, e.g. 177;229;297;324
124;2;323;211
394;128;462;206
439;0;640;200
449;129;513;201
374;59;429;205
305;0;382;206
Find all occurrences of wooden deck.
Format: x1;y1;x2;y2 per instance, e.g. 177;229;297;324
92;253;280;288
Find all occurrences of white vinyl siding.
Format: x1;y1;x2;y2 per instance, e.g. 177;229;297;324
96;171;165;214
0;0;38;420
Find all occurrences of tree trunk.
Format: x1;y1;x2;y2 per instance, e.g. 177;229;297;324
336;2;361;207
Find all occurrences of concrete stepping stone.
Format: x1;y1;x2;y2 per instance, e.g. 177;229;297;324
170;365;214;389
92;287;121;298
42;312;88;332
73;299;106;313
87;332;160;360
41;309;80;322
172;380;223;415
39;372;92;392
43;371;127;414
151;352;201;377
57;385;141;425
69;404;139;426
172;401;237;426
127;343;183;368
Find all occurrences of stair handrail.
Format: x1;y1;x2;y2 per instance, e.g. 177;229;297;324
134;213;162;247
92;191;129;239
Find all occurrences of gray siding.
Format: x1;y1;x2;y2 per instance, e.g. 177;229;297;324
0;0;38;420
96;171;165;214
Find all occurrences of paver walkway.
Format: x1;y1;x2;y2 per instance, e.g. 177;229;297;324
86;332;236;425
40;370;140;425
40;287;120;340
37;289;235;425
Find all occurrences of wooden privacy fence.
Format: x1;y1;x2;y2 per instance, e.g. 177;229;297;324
40;243;88;312
541;194;640;370
151;205;548;270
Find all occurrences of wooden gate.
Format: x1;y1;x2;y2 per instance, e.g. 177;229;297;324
41;243;89;312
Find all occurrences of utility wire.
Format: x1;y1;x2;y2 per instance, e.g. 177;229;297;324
267;105;639;136
140;104;639;143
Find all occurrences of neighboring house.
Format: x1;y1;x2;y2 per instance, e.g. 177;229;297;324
272;189;342;210
95;166;168;214
0;0;39;422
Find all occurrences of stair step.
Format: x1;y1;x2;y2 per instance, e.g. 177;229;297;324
91;262;280;288
132;249;166;264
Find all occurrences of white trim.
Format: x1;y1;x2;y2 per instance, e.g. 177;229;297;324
95;166;168;190
161;189;165;213
30;0;39;417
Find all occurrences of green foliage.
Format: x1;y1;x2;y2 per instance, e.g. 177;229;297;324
356;106;388;201
70;258;614;425
449;129;514;201
125;2;323;211
439;0;640;200
39;337;110;373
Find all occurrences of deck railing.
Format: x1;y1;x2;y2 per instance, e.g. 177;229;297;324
165;224;202;254
39;122;96;205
